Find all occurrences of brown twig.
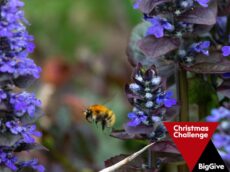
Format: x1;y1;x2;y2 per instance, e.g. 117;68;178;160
99;142;155;172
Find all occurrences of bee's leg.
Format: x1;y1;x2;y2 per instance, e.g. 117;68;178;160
95;116;102;128
102;120;106;131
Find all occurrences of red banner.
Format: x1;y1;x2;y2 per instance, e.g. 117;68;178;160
164;122;218;171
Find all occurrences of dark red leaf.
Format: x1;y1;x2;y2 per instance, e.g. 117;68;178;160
104;154;160;172
138;36;180;59
181;52;230;74
138;0;172;14
151;140;180;154
105;154;143;168
218;2;230;16
178;0;217;25
157;153;183;164
193;25;214;35
124;124;155;135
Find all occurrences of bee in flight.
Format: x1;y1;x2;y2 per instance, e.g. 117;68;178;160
83;104;116;130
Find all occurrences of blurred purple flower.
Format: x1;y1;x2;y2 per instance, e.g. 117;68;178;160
222;46;230;57
22;125;42;144
207;107;230;163
133;0;141;9
0;150;18;171
5;121;23;135
222;73;230;79
10;92;41;117
0;90;7;102
206;107;230;122
156;91;177;108
212;133;229;148
0;0;41;80
192;41;210;56
128;112;147;127
146;17;174;38
6;121;41;144
195;0;209;7
19;159;45;172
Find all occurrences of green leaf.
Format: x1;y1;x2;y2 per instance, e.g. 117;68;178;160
188;76;219;119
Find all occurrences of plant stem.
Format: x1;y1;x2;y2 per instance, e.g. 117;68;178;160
198;103;207;120
148;146;152;169
177;66;189;121
177;163;189;172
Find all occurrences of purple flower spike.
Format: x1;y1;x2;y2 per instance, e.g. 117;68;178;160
126;64;177;134
222;46;230;57
195;0;209;7
0;0;44;171
146;17;174;38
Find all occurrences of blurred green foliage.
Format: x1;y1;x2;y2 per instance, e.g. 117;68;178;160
24;0;141;59
23;0;144;171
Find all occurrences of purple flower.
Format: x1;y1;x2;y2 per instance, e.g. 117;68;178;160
0;0;41;80
21;125;42;144
222;73;230;79
0;151;18;171
0;90;7;103
192;41;210;56
5;121;23;135
222;46;230;57
156;91;177;108
207;107;230;163
180;0;194;9
212;133;230;162
10;92;41;117
146;17;174;38
206;107;230;122
212;134;228;148
133;0;141;9
5;121;41;144
128;112;147;127
195;0;209;7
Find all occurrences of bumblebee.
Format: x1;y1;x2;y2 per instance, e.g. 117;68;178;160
84;104;116;130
